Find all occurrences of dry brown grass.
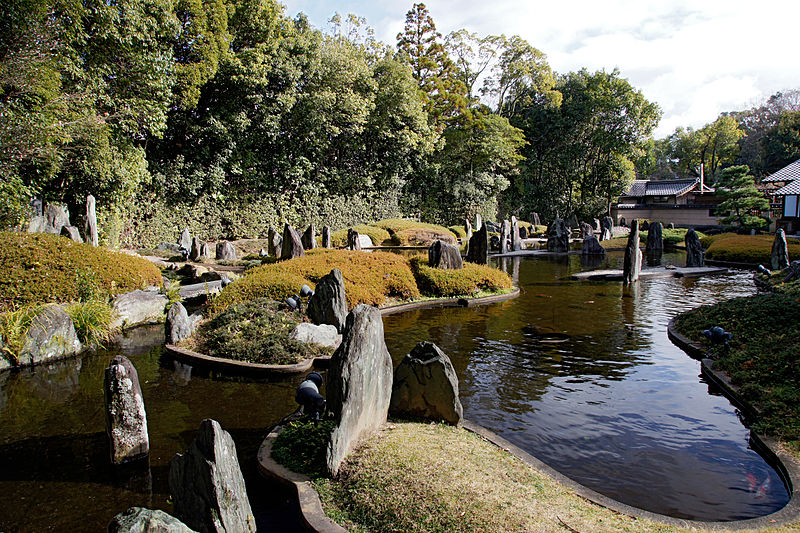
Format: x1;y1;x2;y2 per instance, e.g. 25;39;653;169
314;422;799;533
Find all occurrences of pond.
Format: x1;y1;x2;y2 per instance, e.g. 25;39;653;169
0;251;789;530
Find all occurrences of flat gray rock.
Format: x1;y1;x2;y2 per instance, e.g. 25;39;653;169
109;507;195;533
19;304;82;367
111;290;168;329
289;323;341;349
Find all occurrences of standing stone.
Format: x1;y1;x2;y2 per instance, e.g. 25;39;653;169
189;237;204;261
111;291;168;330
267;226;281;256
668;222;675;229
500;220;510;254
466;225;488;265
32;197;43;217
546;218;570;253
465;219;473;245
641;220;650;231
593;218;601;232
281;223;304;259
85;194;98;246
474;213;483;231
60;225;83;243
511;216;522;251
685;228;705;267
18;304;82;367
215;241;237;261
582;235;606;256
390;342;463;426
428;240;463;269
168;419;255;533
28;215;46;233
166;302;195;344
44;202;70;234
326;305;393;477
178;228;192;252
530;212;541;226
108;507;193;533
307;269;348;333
301;224;316;250
600;216;613;241
321;226;332;248
772;229;790;270
580;222;594;238
104;355;149;465
519;226;528;239
347;228;361;251
622;220;642;284
646;222;663;252
199;243;211;260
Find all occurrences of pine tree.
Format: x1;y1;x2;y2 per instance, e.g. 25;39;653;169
715;165;769;229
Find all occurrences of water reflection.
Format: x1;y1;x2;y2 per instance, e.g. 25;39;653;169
383;253;787;521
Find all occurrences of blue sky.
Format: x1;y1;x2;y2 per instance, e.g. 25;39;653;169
281;0;800;138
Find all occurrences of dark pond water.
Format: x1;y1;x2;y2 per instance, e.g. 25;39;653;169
383;251;788;521
0;250;789;530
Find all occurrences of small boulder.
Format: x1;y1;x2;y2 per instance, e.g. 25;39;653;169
169;419;255;533
18;304;82;367
108;507;194;533
546;218;570;253
580;222;594;238
358;234;373;249
289;323;341;349
519;226;528;239
189;237;204;261
44;202;70;234
772;229;790;270
646;222;663;252
307;269;348;333
60;225;83;243
27;215;46;233
600;216;613;241
165;302;196;344
581;235;606;255
428;240;463;269
281;223;304;260
390;342;463;426
111;290;168;330
215;241;237;261
685;229;705;267
104;355;149;465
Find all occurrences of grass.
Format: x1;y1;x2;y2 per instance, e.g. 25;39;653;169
673;292;800;448
409;256;513;297
189;297;333;365
0;304;45;365
0;232;162;312
374;218;458;246
65;299;117;348
700;233;800;264
312;422;686;533
272;418;336;477
329;225;392;247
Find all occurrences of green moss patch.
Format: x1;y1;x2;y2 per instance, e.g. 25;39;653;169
701;233;800;264
375;218;458;246
330;225;392;247
0;232;162;312
409;257;513;297
272;419;336;477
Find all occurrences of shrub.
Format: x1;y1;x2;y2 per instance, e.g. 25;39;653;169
409;257;513;297
65;299;117;347
375;218;458;246
329;225;391;247
195;298;332;365
0;232;163;312
210;249;421;315
272;419;336;477
0;304;44;365
704;233;800;264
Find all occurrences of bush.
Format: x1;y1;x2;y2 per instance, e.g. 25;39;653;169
210;249;421;315
375;218;458;246
272;419;336;477
703;233;800;264
0;304;44;365
409;256;513;297
195;298;332;365
329;225;392;247
0;232;163;312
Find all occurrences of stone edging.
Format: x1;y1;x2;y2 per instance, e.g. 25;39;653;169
164;288;520;375
258;415;800;532
666;317;800;529
704;258;760;270
256;426;347;533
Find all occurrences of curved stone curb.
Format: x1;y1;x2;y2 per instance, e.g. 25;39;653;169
379;287;520;316
704;259;760;270
165;345;331;376
667;318;800;530
256;426;347;533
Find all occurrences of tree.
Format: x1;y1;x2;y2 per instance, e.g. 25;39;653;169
761;111;800;173
444;29;502;103
715;165;769;229
668;116;744;183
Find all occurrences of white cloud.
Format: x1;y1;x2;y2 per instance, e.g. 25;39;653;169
283;0;800;137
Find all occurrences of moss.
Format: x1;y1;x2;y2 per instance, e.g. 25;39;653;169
272;419;336;477
701;233;800;264
0;232;162;312
375;219;458;246
409;256;513;297
447;225;467;239
330;225;392;247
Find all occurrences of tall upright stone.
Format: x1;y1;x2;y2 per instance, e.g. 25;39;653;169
465;219;473;245
546;218;570;253
189;237;204;261
178;228;192;252
347;228;361;251
685;228;705;267
622;220;642;284
474;213;483;231
301;224;316;250
390;342;463;426
104;355;149;465
580;222;594;238
281;223;304;259
600;216;613;241
44;202;70;234
85;194;98;246
326;305;393;476
530;212;541;226
511;216;522;251
267;226;281;256
772;229;790;270
307;269;348;333
321;225;332;248
428;240;463;269
500;220;510;254
61;225;83;243
169;419;255;533
645;221;663;253
466;225;488;265
166;302;196;344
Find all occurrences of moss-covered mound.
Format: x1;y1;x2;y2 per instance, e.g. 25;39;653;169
674;293;800;446
189;298;333;365
210;249;421;315
0;232;162;312
701;233;800;264
447;225;467;239
409;257;513;297
329;225;392;247
375;218;458;246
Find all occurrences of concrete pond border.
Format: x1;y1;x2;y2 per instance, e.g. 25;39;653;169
164;287;520;376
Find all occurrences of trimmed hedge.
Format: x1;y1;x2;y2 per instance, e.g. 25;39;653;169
0;232;162;312
375;219;458;246
330;225;392;247
210;249;421;315
703;233;800;264
409;256;513;297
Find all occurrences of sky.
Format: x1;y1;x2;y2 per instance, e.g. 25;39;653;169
281;0;800;138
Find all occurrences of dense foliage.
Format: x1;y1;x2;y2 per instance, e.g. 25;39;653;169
272;419;336;477
0;232;162;311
